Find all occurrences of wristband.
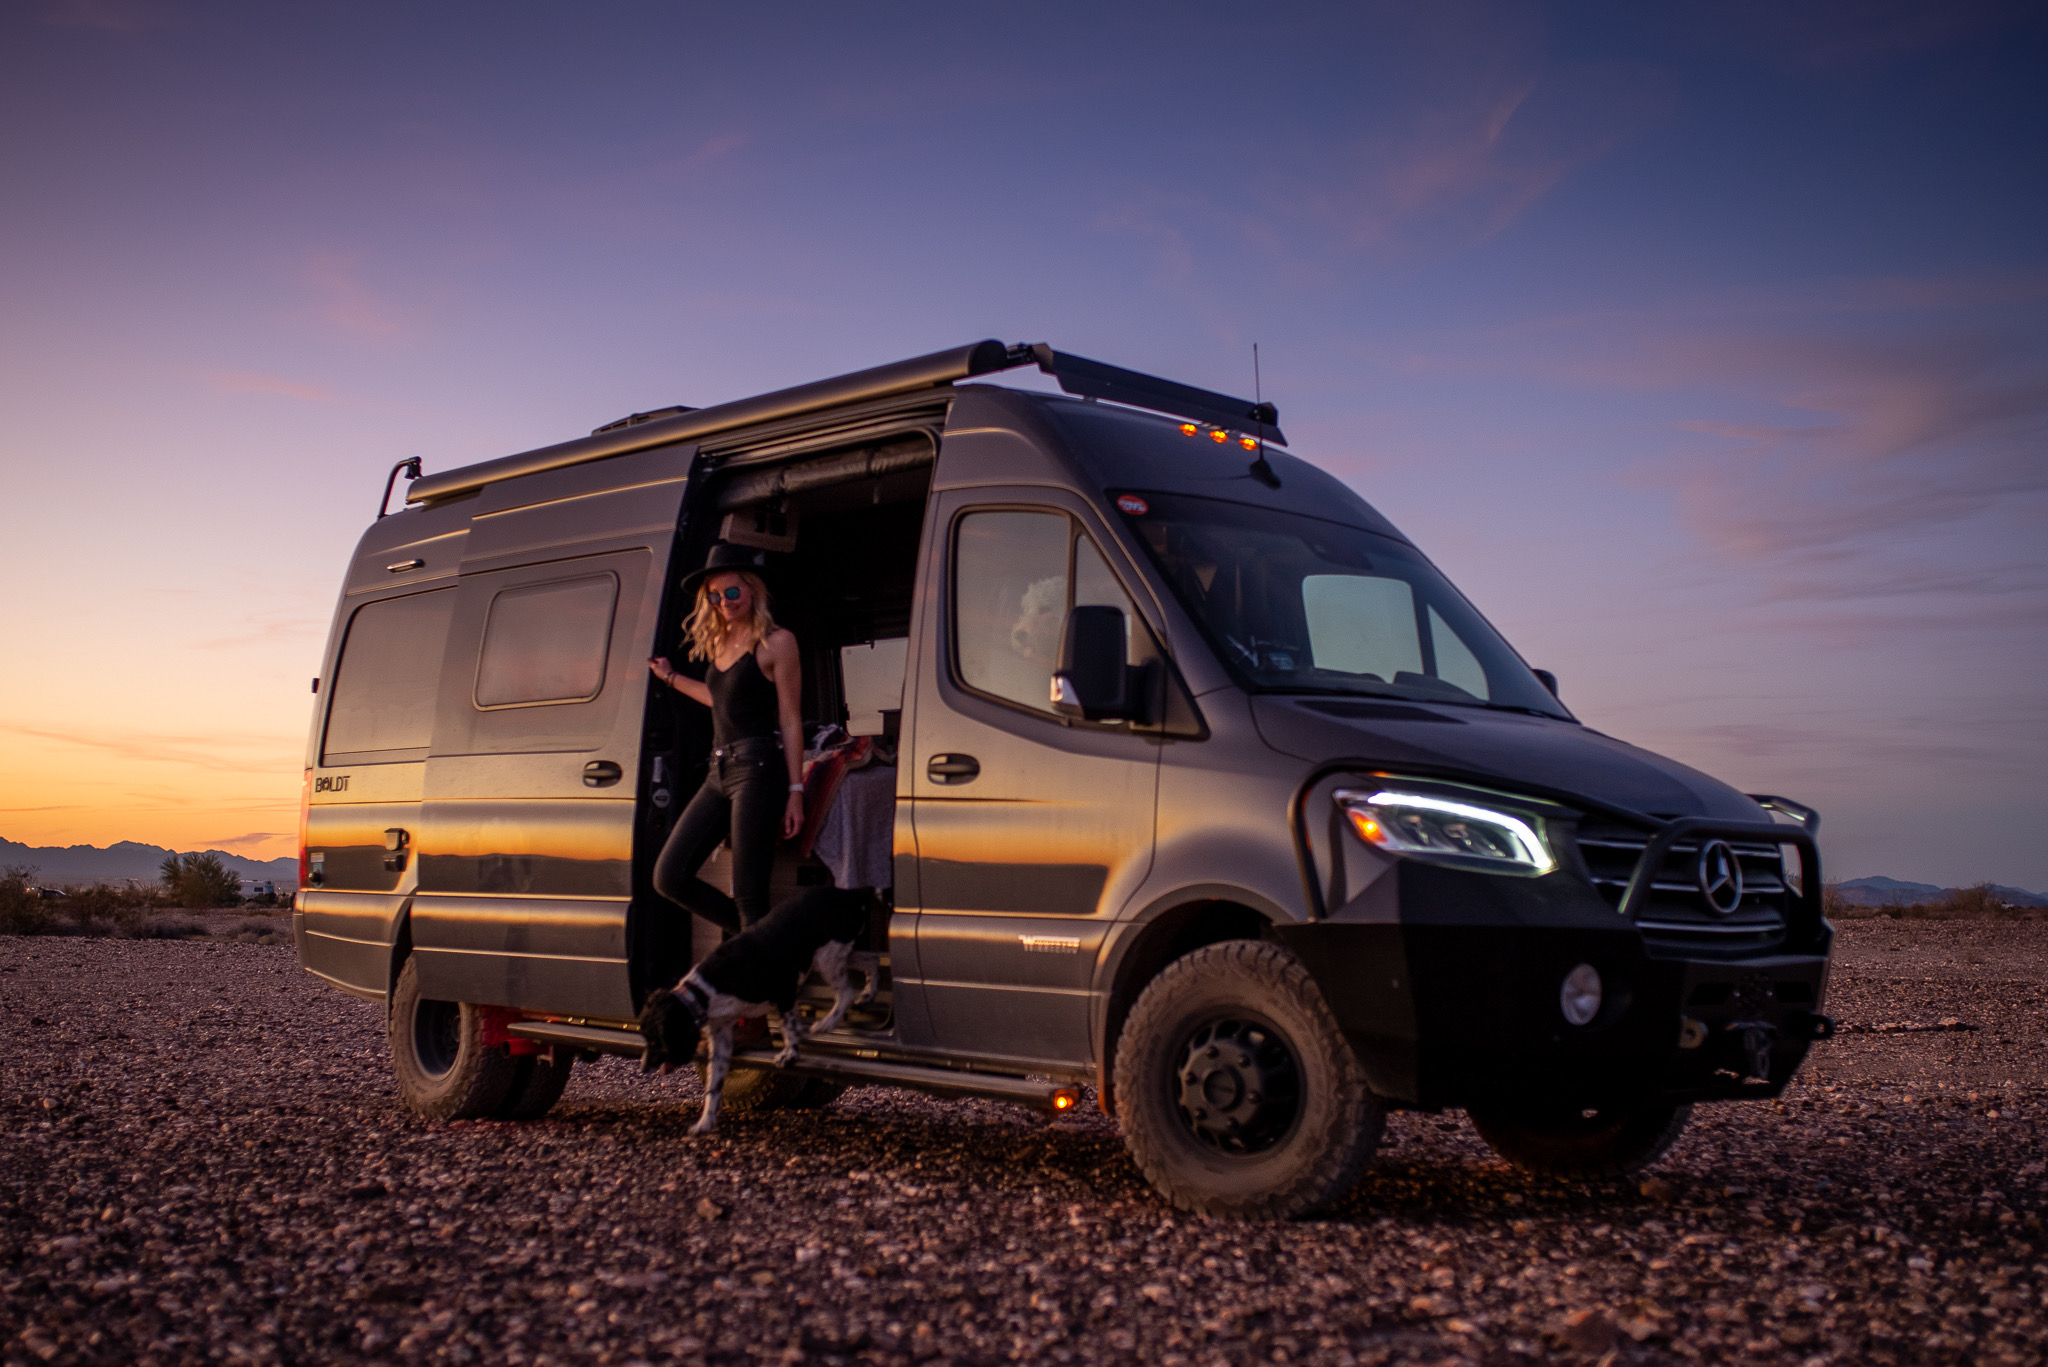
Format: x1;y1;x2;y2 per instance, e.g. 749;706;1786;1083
788;783;805;793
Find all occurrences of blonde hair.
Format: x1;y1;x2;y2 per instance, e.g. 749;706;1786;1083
685;570;776;662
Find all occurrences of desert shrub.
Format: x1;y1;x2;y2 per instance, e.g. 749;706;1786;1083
1824;882;2043;922
1821;885;1865;919
160;852;240;909
138;914;208;939
0;863;55;936
57;882;159;937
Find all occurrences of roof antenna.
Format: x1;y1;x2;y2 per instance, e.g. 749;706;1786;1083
1248;342;1280;488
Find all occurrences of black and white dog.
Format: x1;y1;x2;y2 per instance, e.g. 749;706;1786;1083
639;884;880;1135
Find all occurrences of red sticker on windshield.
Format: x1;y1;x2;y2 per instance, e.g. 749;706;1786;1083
1117;495;1149;515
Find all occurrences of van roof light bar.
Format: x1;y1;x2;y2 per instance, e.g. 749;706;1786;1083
1021;344;1286;446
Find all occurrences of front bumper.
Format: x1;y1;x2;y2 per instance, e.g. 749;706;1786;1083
1273;859;1833;1111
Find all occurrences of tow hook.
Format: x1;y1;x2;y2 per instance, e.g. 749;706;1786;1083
1728;1021;1777;1081
1802;1013;1837;1041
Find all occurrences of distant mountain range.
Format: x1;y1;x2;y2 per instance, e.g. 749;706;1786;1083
1;838;296;887
1832;875;2048;908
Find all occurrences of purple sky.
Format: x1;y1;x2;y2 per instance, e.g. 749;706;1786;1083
2;1;2044;889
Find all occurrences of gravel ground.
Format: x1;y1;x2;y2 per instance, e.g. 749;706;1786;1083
3;922;2043;1367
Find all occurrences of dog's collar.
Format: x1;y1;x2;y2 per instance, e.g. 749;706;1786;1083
677;976;711;1025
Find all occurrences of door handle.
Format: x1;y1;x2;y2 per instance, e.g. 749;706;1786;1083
926;753;980;784
382;827;409;872
583;760;624;787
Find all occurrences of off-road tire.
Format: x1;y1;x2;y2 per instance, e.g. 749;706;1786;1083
1114;939;1384;1220
389;957;521;1120
497;1050;575;1120
1468;1098;1693;1179
699;1062;813;1115
784;1077;848;1109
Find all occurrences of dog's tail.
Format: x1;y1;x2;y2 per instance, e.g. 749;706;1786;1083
638;988;679;1074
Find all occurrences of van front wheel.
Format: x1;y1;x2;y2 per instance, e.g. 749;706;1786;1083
1114;940;1384;1220
389;957;521;1120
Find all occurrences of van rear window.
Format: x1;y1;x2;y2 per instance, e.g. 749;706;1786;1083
473;574;619;708
321;589;456;764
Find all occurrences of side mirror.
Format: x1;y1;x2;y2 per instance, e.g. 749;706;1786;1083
1533;669;1560;699
1053;606;1134;720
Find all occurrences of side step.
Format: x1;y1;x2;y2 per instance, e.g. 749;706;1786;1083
506;1020;647;1058
503;1021;1082;1114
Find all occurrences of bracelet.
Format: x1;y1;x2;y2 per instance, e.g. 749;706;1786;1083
788;783;805;793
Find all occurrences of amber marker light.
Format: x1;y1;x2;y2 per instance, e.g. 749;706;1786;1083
1345;809;1385;845
1051;1088;1079;1112
1240;436;1259;450
1209;428;1227;443
1179;423;1198;435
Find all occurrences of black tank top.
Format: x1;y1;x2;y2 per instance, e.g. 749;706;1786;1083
707;649;780;746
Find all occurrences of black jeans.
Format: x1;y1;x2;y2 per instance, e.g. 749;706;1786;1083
652;737;785;933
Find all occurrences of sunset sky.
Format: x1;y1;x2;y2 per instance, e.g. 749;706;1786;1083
2;1;2044;889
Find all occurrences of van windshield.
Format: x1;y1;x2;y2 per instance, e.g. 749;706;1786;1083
1119;492;1570;718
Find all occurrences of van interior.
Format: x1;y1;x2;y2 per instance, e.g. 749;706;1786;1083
629;432;935;1031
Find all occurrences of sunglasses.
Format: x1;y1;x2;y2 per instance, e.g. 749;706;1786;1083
710;585;745;602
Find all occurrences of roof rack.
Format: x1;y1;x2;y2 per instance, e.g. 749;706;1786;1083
404;340;1282;506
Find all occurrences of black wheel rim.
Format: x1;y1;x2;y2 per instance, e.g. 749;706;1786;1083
1172;1015;1303;1156
412;997;462;1080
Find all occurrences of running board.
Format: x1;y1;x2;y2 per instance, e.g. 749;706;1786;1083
505;1020;646;1058
730;1047;1082;1114
501;1021;1081;1113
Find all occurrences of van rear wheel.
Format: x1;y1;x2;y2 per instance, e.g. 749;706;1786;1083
1468;1097;1692;1179
389;957;521;1120
1114;940;1384;1220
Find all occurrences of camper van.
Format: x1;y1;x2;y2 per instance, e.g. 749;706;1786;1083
295;341;1832;1218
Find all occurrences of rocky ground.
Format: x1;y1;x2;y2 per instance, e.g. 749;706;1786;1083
3;921;2043;1367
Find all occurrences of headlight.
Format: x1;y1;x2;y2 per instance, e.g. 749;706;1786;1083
1333;788;1557;876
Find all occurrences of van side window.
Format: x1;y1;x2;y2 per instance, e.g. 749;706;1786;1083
474;573;619;709
955;510;1069;714
322;588;455;764
953;510;1145;715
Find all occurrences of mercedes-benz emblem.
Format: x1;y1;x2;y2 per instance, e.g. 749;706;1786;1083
1696;839;1744;915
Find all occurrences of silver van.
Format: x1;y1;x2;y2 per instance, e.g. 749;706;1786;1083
296;341;1832;1218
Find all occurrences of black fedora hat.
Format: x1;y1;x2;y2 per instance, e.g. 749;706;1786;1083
679;542;770;599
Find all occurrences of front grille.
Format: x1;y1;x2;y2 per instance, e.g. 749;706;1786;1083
1572;818;1790;952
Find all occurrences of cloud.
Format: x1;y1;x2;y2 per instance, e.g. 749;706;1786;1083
648;133;749;178
1093;32;1674;305
0;722;297;775
303;250;410;340
1653;331;2048;562
202;831;287;852
199;369;339;403
192;608;326;651
1312;61;1673;257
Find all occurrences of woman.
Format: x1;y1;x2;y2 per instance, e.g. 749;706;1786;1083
648;543;805;933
